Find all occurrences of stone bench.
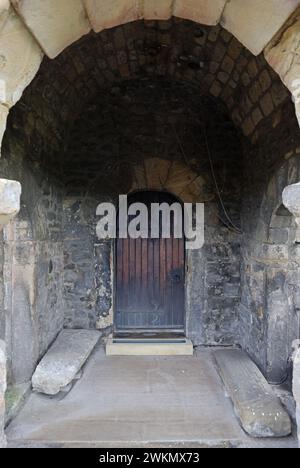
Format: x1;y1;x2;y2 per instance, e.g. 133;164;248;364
32;329;100;395
215;349;292;438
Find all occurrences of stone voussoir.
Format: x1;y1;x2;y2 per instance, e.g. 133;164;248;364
0;5;43;108
174;0;227;26
221;0;300;56
84;0;141;33
143;0;173;20
11;0;91;59
0;0;10;29
215;349;292;438
32;329;100;395
265;14;300;126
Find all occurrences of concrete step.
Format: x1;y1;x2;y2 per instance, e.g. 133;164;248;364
214;349;292;438
32;330;100;395
106;338;193;356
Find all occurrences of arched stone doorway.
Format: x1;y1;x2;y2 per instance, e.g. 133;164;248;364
1;14;300;384
0;5;300;446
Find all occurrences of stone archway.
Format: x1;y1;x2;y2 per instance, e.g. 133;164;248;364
1;0;300;151
1;1;300;448
131;157;211;203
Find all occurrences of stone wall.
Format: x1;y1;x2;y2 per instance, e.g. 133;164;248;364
0;179;22;448
186;207;241;346
240;96;300;383
0;90;65;386
0;19;299;385
61;79;242;345
294;348;300;446
63;197;113;332
0;340;6;447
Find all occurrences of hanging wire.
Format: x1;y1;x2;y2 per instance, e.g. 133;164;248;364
162;86;243;234
202;124;243;235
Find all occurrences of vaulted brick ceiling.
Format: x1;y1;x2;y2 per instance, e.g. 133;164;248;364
4;20;300;189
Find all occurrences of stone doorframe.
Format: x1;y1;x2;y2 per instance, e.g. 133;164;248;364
283;182;300;446
0;178;21;448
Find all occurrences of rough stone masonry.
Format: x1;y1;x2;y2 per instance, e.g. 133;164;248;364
294;349;300;445
0;340;6;448
0;178;21;448
0;8;300;446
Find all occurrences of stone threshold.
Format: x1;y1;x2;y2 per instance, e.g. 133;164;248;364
106;337;194;356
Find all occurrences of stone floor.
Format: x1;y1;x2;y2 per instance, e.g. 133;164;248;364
6;346;298;448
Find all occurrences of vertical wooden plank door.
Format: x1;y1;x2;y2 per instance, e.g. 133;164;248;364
115;191;185;336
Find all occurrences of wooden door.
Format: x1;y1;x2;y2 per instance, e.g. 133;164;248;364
115;191;185;335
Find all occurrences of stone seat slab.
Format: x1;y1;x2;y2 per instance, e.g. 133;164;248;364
32;330;100;395
214;349;292;438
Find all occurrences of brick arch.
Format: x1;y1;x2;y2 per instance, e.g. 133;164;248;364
130;157;212;203
1;1;300;153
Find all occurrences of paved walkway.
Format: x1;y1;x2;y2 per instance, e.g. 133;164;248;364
6;346;297;448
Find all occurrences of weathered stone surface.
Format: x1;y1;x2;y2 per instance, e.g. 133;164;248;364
283;184;300;215
215;349;292;437
0;15;298;400
11;0;90;58
283;182;300;230
293;348;300;445
265;15;300;126
5;382;31;427
131;158;205;203
174;0;226;26
143;0;173;20
222;0;300;56
84;0;140;32
294;349;300;403
0;340;7;448
0;178;21;227
0;6;43;107
0;104;8;151
32;330;100;395
0;0;9;30
297;408;300;446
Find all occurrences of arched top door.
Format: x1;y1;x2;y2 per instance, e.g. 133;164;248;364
115;191;185;337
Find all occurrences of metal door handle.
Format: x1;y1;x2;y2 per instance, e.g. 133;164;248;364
172;274;181;283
